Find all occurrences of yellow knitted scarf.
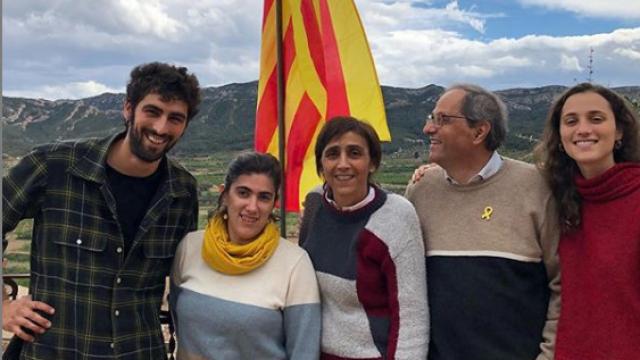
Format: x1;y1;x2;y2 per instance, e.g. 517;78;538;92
201;214;279;275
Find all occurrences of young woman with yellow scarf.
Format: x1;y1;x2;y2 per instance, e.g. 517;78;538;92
170;152;320;359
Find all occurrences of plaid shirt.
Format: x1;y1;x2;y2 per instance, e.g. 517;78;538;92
2;133;198;360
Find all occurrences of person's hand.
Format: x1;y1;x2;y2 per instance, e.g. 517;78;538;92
2;295;55;342
409;163;440;184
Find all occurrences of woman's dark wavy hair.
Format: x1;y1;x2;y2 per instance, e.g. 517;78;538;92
212;151;282;221
534;82;640;232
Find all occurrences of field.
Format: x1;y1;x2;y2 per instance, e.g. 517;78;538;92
2;148;531;279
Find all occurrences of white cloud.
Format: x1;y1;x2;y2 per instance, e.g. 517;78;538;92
3;0;640;100
369;27;640;88
519;0;640;20
443;1;487;33
560;54;583;71
614;47;640;61
355;1;640;89
8;1;185;42
3;0;262;98
488;56;533;67
5;81;122;100
116;0;186;39
356;0;500;35
453;64;495;78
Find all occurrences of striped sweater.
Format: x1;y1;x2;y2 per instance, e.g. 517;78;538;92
170;232;321;360
300;186;429;360
405;158;560;360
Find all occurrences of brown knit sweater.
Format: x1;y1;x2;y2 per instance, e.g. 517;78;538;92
405;158;560;360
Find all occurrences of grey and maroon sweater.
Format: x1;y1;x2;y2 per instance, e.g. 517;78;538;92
300;186;428;360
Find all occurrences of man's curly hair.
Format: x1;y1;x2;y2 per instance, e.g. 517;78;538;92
126;62;201;121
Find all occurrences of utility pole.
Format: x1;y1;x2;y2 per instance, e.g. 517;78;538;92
587;47;594;83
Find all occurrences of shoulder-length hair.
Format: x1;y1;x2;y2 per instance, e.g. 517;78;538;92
534;82;640;231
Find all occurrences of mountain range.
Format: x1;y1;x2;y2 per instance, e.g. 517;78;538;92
3;82;640;157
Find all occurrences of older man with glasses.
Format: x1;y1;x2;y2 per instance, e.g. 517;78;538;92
405;84;560;360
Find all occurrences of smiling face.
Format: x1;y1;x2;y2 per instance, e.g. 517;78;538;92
223;173;276;245
423;89;477;170
124;93;188;163
560;91;622;179
320;131;375;208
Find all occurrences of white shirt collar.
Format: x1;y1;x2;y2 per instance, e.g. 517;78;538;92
325;185;376;212
445;151;503;185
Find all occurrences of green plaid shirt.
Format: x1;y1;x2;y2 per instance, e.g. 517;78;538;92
2;133;198;360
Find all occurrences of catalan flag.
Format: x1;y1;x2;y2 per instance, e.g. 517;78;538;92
255;0;390;212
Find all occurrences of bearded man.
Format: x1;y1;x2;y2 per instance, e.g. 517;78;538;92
2;62;201;360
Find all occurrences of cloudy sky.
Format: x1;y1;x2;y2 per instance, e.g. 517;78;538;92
3;0;640;100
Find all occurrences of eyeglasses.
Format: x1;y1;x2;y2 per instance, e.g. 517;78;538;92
426;113;468;127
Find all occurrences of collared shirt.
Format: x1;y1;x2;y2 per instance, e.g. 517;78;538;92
324;185;375;211
2;132;198;360
445;151;503;185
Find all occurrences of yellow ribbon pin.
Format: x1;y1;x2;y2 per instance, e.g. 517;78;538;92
481;206;493;220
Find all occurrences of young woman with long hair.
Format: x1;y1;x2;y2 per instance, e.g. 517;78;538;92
535;83;640;359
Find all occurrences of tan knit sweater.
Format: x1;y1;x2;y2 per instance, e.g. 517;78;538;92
405;158;560;360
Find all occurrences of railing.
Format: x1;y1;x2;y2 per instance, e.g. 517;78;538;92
2;273;29;300
2;274;176;359
160;298;177;360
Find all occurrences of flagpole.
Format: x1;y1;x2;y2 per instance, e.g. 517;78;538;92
275;0;287;238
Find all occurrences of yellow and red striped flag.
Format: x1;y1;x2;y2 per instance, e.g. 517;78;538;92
255;0;390;212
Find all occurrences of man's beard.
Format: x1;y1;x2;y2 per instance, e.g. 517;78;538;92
127;115;178;163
